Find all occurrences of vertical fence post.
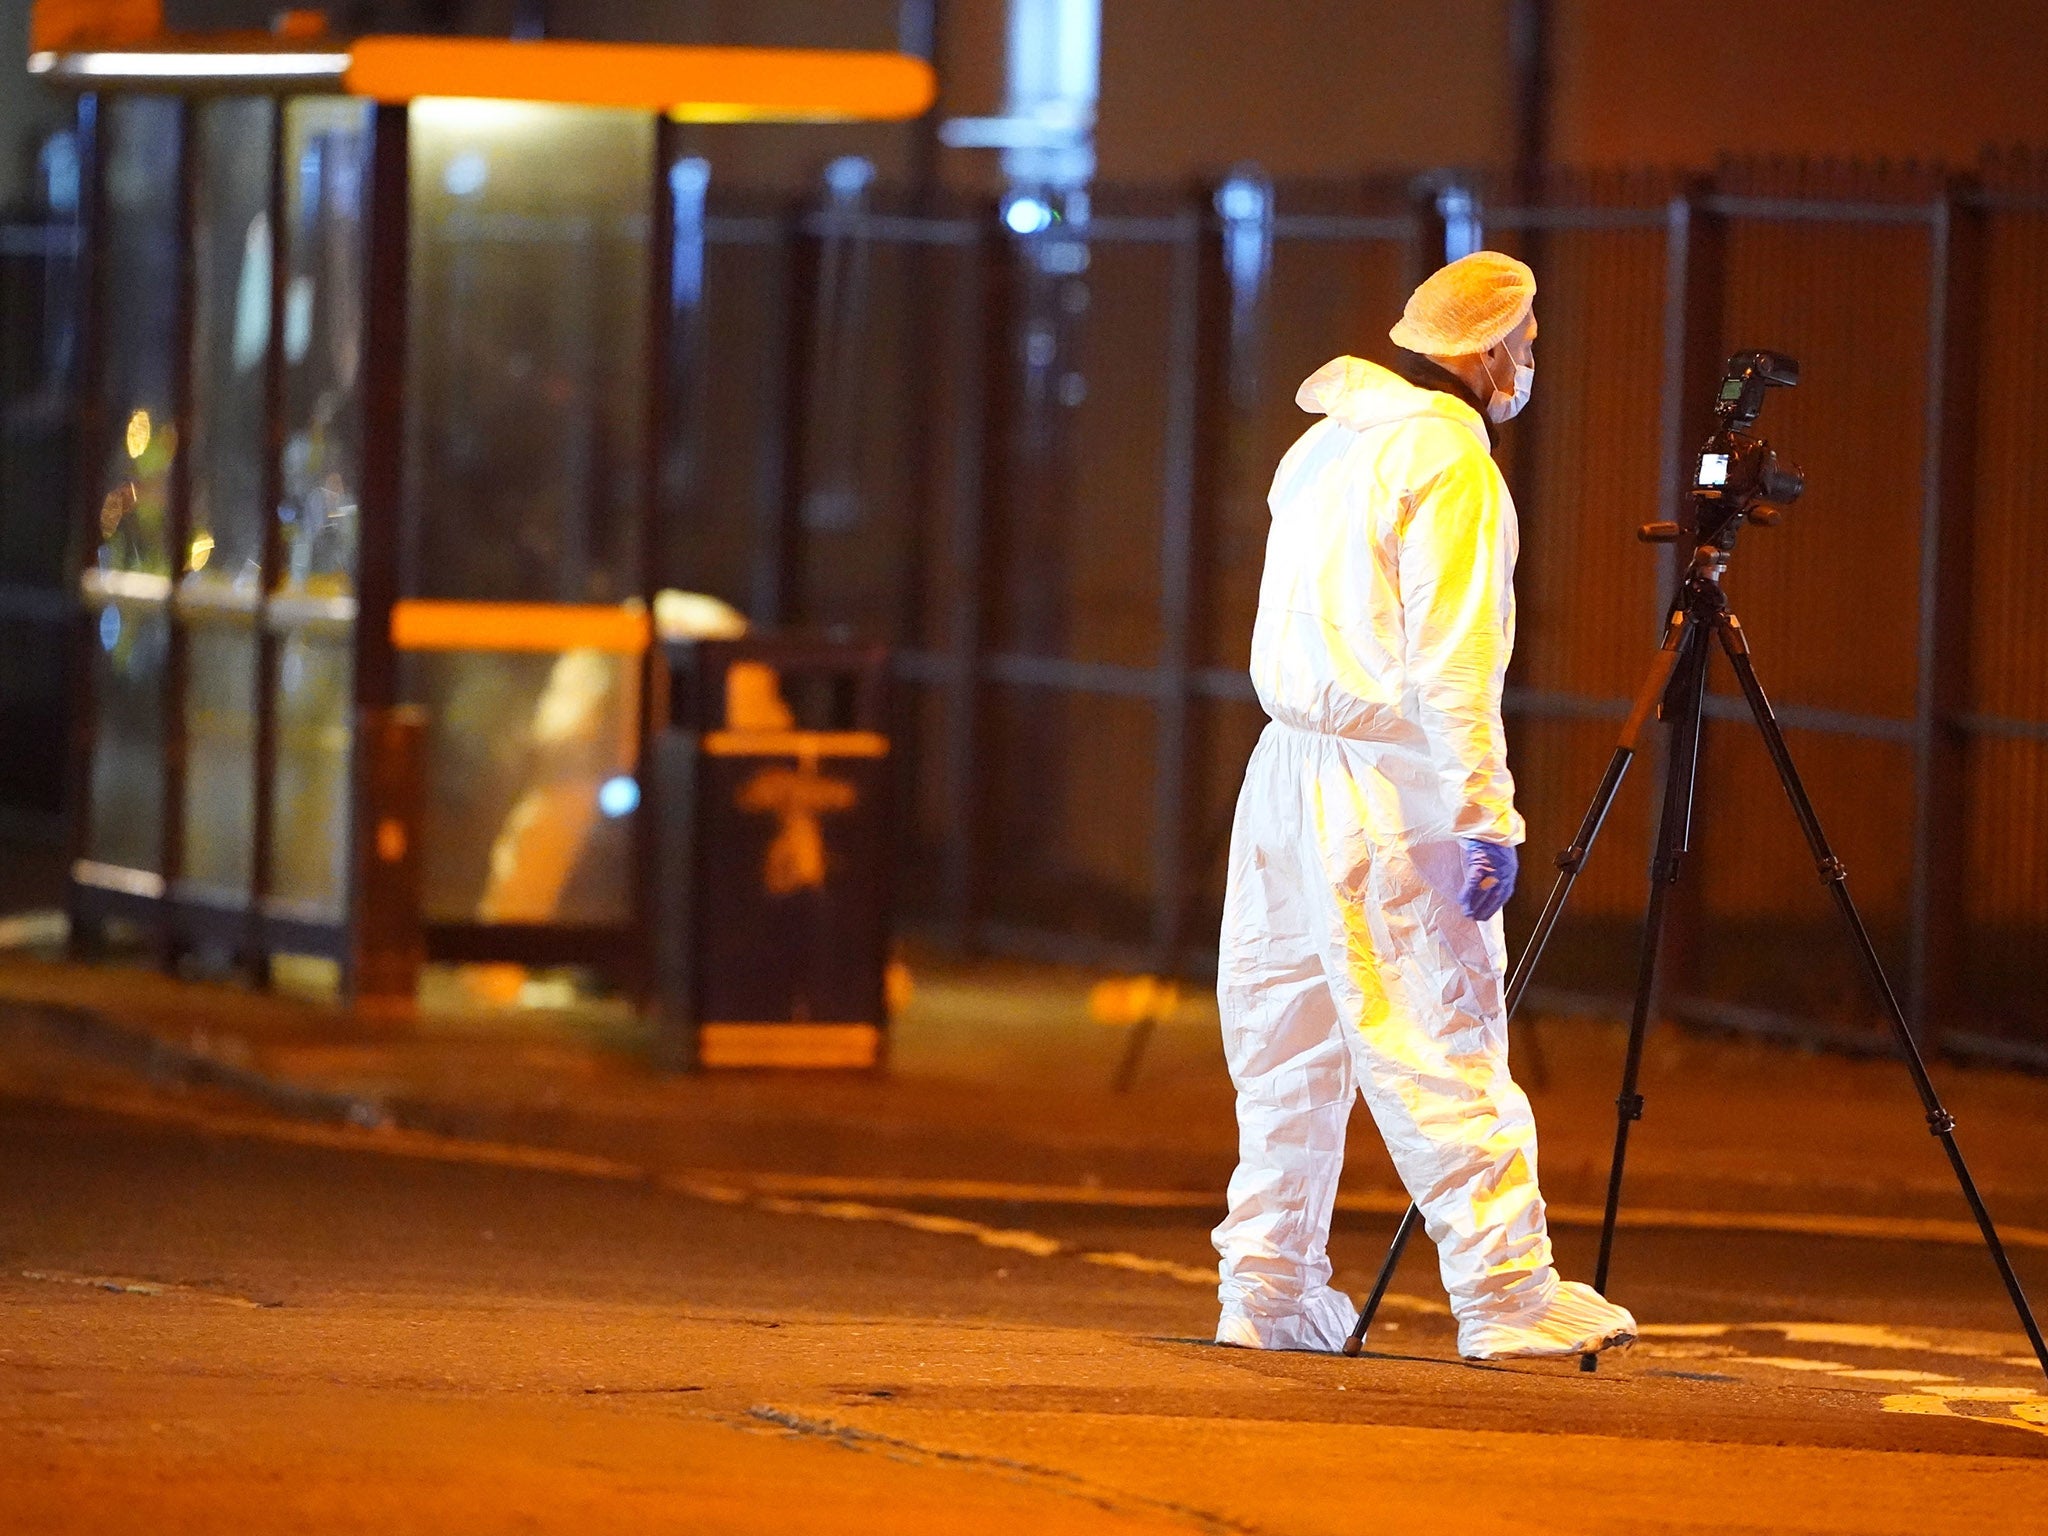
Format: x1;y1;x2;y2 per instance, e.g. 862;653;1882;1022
633;114;680;1004
156;98;200;968
1907;181;1984;1046
61;92;106;954
1654;192;1705;558
1406;176;1449;292
1508;0;1553;211
897;0;941;196
1149;197;1205;965
1648;180;1725;1017
893;191;947;922
1655;182;1729;587
752;206;805;627
940;213;992;945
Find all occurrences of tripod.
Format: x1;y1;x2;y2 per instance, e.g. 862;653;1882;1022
1343;545;2048;1379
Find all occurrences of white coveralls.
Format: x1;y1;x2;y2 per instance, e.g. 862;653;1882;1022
1212;355;1554;1349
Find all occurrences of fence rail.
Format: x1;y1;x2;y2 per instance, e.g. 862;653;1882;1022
8;148;2048;1063
654;159;2048;1064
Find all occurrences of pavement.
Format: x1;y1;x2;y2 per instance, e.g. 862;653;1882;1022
5;942;2048;1530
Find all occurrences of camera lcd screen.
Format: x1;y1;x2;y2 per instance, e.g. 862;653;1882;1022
1697;453;1730;488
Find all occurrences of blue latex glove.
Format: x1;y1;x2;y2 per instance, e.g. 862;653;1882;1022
1458;839;1518;921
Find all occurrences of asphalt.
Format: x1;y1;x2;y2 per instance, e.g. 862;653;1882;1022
4;1090;2048;1534
5;947;2048;1529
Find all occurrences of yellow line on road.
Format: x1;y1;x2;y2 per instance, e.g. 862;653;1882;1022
26;1087;2048;1379
683;1169;2048;1253
1881;1387;2048;1437
46;1088;647;1180
748;1192;1067;1259
718;1172;1225;1209
42;1088;2048;1255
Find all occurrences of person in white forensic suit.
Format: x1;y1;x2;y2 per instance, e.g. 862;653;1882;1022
1211;251;1638;1361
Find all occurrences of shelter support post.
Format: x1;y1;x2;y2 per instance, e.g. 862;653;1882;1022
61;92;107;957
345;102;417;1010
246;95;291;983
155;97;199;970
632;114;681;1004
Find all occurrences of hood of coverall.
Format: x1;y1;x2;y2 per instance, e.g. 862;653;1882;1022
1249;350;1522;845
1294;356;1492;452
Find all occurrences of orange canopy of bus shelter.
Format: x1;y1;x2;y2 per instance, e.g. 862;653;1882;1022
347;37;935;122
28;2;936;122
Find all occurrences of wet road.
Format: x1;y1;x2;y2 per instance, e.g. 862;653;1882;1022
4;1089;2047;1533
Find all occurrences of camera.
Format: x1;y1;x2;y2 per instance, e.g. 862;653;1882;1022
1642;351;1805;548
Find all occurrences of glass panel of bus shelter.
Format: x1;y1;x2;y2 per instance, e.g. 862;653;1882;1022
267;98;372;923
406;101;649;603
83;96;182;877
405;101;651;925
408;647;641;925
178;97;273;902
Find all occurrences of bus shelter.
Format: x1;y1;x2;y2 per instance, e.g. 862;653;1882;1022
34;19;932;1011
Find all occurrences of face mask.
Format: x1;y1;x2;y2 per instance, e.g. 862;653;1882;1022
1483;346;1534;424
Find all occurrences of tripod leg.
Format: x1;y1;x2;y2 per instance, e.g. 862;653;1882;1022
1347;613;1697;1352
1344;1203;1423;1355
1583;617;1711;1372
1503;617;1696;1091
1714;614;2048;1380
1110;1012;1157;1094
1506;610;1694;1019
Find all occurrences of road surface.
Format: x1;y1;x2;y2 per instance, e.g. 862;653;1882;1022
5;1083;2047;1533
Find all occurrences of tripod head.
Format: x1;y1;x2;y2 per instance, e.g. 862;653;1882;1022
1641;351;1806;570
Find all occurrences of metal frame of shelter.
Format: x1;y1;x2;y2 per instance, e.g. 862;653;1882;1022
17;27;2048;1062
39;32;935;1004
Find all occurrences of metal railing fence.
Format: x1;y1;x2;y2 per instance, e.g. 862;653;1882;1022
9;146;2048;1063
648;157;2048;1064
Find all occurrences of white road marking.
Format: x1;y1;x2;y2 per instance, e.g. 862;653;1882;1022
1741;1356;1959;1383
1778;1323;1935;1350
755;1194;1067;1259
1640;1319;2032;1364
19;1268;272;1308
672;1177;1441;1308
1081;1251;1218;1286
685;1169;2048;1252
1880;1385;2048;1437
27;1086;2043;1397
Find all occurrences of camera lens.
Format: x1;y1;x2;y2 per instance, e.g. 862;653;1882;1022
1760;452;1804;505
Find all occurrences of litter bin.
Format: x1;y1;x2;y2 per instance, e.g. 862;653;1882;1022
651;635;891;1069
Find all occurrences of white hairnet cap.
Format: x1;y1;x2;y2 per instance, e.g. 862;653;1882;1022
1389;251;1537;356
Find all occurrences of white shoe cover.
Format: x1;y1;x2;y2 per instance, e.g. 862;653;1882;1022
1216;1286;1360;1352
1457;1280;1636;1360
